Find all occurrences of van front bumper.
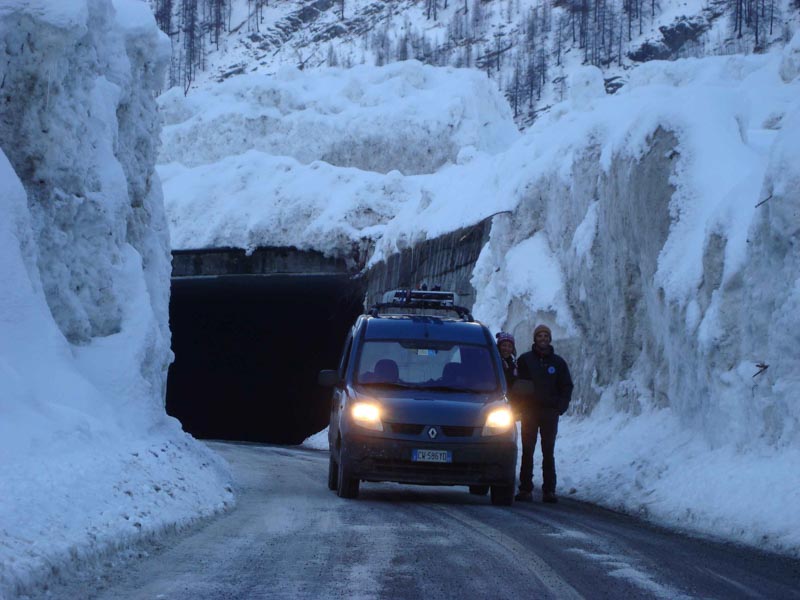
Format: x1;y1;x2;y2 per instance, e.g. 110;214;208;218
340;433;517;487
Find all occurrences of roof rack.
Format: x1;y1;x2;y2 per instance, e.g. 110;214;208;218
368;289;474;321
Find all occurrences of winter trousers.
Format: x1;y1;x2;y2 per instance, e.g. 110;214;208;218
518;408;560;494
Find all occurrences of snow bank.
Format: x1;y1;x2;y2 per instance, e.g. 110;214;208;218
159;61;519;254
160;151;417;256
159;61;518;175
0;1;232;596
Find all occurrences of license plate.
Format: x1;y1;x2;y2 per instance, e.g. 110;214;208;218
412;449;452;463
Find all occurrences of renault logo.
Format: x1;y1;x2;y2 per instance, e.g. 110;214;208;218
427;426;438;439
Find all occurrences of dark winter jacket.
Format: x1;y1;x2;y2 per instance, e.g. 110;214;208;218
514;344;573;416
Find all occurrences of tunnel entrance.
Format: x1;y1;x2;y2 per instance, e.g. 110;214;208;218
167;272;365;445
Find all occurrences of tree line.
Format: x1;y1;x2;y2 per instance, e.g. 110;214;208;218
151;0;793;117
151;0;271;92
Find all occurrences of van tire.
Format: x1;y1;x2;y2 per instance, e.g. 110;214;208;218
327;455;338;490
337;457;359;499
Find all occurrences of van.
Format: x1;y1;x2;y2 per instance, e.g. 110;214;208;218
318;290;518;504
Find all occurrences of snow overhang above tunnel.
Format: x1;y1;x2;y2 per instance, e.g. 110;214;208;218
157;61;521;261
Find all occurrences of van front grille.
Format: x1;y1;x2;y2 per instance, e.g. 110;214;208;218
388;423;425;435
387;423;476;437
441;426;475;437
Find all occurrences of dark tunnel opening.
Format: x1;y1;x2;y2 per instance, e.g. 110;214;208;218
167;274;365;445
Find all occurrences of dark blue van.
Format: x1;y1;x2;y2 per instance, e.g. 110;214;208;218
318;291;518;505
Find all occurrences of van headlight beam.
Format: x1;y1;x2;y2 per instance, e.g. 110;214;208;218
482;407;513;436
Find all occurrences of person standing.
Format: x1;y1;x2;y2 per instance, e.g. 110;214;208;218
495;331;518;388
513;324;573;503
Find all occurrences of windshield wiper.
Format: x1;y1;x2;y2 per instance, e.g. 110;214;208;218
357;381;420;390
417;384;480;393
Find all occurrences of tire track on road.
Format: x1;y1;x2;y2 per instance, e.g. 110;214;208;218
426;503;585;600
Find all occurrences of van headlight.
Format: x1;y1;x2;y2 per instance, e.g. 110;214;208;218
482;407;513;436
351;402;383;432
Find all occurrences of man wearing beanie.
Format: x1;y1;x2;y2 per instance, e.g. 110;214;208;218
513;324;573;503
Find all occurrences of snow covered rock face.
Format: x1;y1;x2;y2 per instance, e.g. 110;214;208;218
158;61;518;175
0;1;233;595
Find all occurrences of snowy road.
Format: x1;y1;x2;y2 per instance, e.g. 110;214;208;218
62;442;800;599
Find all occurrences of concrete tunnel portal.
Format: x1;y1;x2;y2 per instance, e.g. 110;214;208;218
167;248;366;445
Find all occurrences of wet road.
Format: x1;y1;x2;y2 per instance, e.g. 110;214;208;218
54;442;800;599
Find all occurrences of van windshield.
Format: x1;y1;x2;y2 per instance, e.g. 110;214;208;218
355;340;499;393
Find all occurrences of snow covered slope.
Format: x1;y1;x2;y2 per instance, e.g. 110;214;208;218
0;1;232;596
158;0;799;127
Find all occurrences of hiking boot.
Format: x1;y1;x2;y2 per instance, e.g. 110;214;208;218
542;492;558;504
514;490;533;502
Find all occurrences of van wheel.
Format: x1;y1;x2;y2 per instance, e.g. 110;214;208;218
490;484;514;506
337;457;359;499
327;455;338;491
469;485;489;496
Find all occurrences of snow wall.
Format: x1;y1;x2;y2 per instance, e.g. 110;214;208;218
0;1;232;596
469;54;800;553
162;46;800;555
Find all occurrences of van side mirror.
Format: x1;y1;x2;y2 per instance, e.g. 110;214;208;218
318;369;341;388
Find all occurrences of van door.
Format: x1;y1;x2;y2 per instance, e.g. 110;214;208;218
329;329;354;449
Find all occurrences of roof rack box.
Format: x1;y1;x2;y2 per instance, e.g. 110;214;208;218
380;289;459;306
371;290;473;321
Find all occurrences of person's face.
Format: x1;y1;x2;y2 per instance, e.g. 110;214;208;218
498;340;514;358
534;330;551;351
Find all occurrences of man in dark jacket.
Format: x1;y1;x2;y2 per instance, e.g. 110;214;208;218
513;324;573;503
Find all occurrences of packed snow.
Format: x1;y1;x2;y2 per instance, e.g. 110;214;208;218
162;40;800;556
158;61;519;255
0;1;232;597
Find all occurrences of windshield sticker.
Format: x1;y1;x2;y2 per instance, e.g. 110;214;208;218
417;349;436;356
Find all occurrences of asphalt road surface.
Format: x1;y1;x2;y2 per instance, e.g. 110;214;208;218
50;442;800;599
